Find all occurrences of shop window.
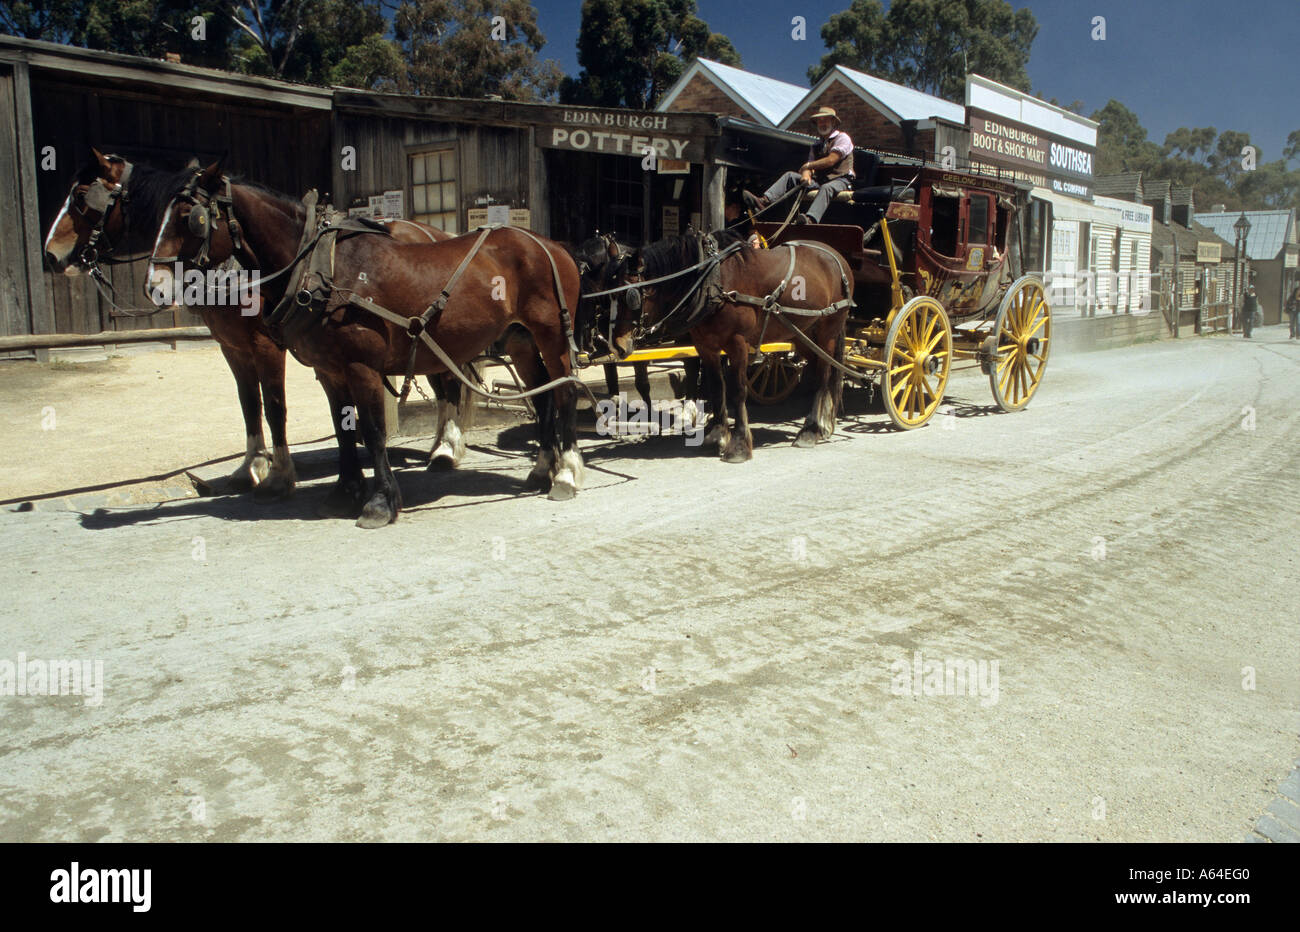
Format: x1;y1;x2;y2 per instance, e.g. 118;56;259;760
410;149;458;233
929;195;959;256
995;205;1010;252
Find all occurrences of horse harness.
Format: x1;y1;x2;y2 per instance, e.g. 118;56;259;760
631;232;854;344
258;191;583;402
151;170;255;272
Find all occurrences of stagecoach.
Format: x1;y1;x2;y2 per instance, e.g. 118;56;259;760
748;152;1050;428
593;150;1051;431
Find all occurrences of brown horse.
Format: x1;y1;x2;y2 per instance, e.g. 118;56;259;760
42;150;468;500
609;230;851;462
147;160;585;527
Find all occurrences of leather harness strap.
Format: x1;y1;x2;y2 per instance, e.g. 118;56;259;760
396;223;496;400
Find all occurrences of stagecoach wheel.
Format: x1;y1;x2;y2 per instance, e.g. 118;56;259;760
989;276;1051;413
746;351;802;405
882;296;952;430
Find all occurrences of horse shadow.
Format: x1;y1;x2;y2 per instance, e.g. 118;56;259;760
74;440;541;531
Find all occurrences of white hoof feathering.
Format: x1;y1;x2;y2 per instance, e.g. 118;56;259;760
528;448;556;485
547;449;584;501
264;443;297;489
815;389;836;439
431;404;465;466
232;434;271;485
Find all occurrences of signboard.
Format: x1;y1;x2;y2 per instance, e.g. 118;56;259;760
540;108;705;162
658;158;691;175
467;207;532;229
885;201;920;221
382;190;404;219
662;205;680;236
1286;250;1298;268
968;108;1095;199
1196;242;1221;263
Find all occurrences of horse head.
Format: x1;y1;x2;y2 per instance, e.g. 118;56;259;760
145;158;244;307
43;148;133;273
573;231;640;358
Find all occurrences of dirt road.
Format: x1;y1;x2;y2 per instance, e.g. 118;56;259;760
1;329;1298;841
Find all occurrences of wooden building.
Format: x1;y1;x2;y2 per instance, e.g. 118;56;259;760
330;90;741;249
1194;208;1298;326
1;36;817;349
0;35;331;349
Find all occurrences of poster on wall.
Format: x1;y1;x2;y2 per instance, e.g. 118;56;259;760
662;205;680;236
467;207;532;229
382;190;404;219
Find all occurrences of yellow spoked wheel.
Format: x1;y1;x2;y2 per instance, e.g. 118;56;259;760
882;296;951;429
989;276;1050;412
747;351;803;405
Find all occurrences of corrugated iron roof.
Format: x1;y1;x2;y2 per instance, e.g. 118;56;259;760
1193;210;1296;260
688;59;810;127
832;66;966;124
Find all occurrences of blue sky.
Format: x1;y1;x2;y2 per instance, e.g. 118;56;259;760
532;0;1300;165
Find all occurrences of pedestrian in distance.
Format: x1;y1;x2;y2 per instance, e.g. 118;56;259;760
1285;286;1300;340
1241;285;1258;339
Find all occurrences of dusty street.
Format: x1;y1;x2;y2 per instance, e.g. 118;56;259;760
1;328;1298;841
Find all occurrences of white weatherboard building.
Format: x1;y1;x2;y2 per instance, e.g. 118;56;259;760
965;75;1151;316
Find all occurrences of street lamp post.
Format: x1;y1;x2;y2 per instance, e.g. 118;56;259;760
1233;212;1251;331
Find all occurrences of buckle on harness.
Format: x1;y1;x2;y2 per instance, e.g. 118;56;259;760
295;290;313;307
407;317;424;337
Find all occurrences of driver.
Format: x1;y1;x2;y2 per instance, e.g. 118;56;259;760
744;107;855;225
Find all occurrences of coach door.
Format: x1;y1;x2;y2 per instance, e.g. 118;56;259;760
960;191;994;272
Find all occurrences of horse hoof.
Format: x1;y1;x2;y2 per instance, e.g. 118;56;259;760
548;475;578;501
317;483;365;518
253;479;294;503
428;454;457;470
356;495;396;528
722;446;752;464
525;471;552;492
355;509;394;529
703;425;727;446
224;472;256;494
793;429;818;448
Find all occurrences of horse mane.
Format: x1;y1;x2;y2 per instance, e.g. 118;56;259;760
114;161;197;231
225;175;306;215
636;229;751;309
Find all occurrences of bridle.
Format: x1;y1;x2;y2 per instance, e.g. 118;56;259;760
152;171;254;271
69;157;133;269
